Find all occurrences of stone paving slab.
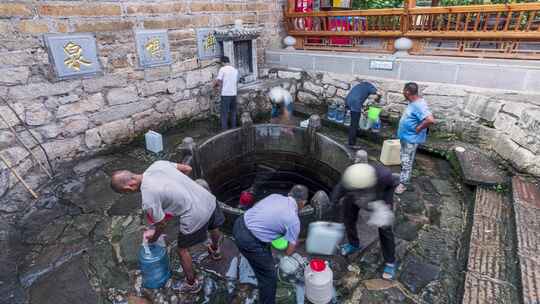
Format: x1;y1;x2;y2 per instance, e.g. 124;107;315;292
453;144;508;186
462;187;517;304
29;257;98;304
512;176;540;304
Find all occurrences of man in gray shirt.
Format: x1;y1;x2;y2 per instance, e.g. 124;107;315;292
111;161;224;294
232;185;308;304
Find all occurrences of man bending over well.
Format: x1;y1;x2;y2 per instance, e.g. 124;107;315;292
111;160;224;294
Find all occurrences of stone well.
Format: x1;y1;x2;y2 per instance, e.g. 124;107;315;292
183;123;353;229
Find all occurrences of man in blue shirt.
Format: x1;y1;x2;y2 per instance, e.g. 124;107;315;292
345;81;381;147
396;82;435;194
232;185;308;304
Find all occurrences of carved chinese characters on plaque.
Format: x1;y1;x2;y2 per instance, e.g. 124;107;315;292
196;28;223;60
44;34;101;79
135;30;172;68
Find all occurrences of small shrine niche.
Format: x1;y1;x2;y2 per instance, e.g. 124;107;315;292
214;21;261;85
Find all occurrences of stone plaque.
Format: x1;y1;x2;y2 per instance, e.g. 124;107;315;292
196;28;223;60
135;30;172;68
44;34;101;79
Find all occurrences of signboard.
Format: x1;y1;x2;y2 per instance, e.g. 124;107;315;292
196;28;222;60
321;0;332;8
332;0;351;8
135;30;172;68
369;60;394;71
44;34;101;79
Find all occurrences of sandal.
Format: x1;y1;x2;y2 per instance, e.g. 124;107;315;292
207;236;223;261
177;278;202;294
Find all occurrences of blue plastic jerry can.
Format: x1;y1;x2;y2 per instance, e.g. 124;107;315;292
327;103;337;121
335;105;345;124
139;243;171;289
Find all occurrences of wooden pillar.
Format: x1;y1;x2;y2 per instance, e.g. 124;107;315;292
288;0;295;13
404;0;416;9
431;0;440;7
402;0;416;34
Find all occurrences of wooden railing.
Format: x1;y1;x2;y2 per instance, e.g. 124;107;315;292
285;9;405;37
284;2;540;58
407;3;540;39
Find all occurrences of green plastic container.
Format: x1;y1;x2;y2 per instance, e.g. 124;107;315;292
272;237;288;250
367;106;382;121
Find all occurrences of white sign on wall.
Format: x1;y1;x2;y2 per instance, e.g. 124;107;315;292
369;60;394;71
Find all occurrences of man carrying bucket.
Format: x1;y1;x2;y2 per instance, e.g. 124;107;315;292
110;161;225;294
330;153;398;280
232;185;308;304
345;81;382;148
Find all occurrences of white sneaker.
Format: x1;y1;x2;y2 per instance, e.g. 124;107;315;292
394;184;407;195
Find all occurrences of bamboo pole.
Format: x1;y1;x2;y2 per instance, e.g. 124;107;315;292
0;153;39;199
0;113;53;179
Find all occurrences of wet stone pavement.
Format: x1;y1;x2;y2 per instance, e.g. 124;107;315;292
0;120;469;304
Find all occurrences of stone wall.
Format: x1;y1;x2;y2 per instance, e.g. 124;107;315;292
0;0;286;196
267;68;540;177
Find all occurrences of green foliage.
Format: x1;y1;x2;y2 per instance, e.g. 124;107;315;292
352;0;403;9
493;183;509;194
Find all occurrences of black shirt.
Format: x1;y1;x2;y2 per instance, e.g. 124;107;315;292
330;164;395;209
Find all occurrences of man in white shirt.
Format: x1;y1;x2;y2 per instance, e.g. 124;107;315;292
214;56;239;130
110;161;224;294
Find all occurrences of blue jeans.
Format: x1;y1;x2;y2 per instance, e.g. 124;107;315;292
220;96;237;130
232;216;276;304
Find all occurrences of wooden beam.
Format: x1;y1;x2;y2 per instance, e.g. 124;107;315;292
405;31;540;39
285;8;405;17
287;30;402;37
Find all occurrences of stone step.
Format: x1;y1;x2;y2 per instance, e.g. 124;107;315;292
462;187;519;304
453;143;508;187
512;176;540;304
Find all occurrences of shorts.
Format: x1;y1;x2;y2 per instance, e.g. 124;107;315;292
177;201;225;249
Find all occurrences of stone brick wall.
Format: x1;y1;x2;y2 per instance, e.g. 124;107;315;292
0;1;286;196
268;68;540;177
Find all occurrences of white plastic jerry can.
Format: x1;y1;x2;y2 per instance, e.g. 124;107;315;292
305;259;333;304
145;130;163;154
380;139;401;166
306;222;345;255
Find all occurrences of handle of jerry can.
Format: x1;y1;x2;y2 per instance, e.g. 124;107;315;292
142;241;151;256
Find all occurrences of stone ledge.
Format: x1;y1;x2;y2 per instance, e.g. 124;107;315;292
512;176;540;304
462;187;518;304
267;49;540;93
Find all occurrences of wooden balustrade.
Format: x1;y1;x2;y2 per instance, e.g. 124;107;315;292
407;3;540;39
284;2;540;59
285;9;404;37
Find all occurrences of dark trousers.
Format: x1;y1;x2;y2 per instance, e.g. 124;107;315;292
348;111;361;146
233;216;276;304
220;96;237;130
343;196;396;264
